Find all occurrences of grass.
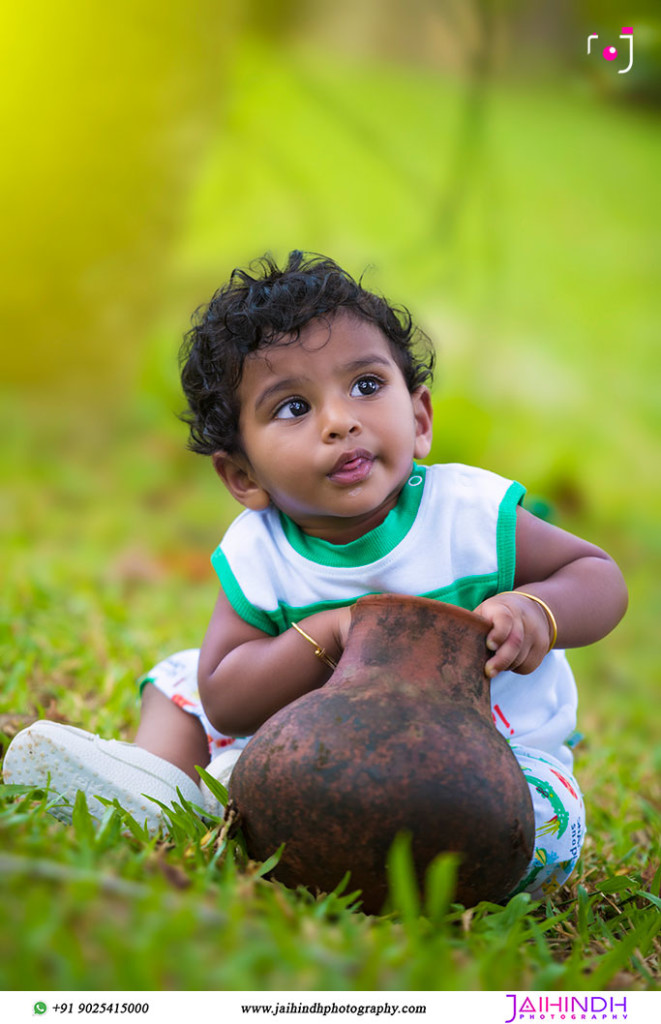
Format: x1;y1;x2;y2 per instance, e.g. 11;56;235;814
0;776;659;990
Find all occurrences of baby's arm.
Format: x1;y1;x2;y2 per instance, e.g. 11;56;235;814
475;507;628;678
198;593;352;736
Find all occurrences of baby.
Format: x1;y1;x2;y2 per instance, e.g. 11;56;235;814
4;251;628;898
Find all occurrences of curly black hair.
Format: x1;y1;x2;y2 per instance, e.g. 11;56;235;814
179;250;435;456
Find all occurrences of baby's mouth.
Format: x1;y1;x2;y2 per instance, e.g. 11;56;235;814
328;449;375;485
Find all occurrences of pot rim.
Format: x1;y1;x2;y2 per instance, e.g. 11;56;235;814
351;593;490;636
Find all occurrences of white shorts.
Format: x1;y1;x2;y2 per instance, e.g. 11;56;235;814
138;649;251;757
139;650;585;899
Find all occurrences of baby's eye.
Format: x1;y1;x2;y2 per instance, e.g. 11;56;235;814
351;375;382;398
274;398;310;420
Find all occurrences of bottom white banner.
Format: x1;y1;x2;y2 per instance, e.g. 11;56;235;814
4;990;658;1024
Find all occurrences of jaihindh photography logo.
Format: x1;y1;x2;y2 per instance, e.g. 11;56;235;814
504;993;628;1022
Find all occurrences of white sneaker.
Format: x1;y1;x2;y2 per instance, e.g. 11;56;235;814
2;720;203;836
197;747;243;817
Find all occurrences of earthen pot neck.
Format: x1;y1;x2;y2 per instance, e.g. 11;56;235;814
336;594;491;710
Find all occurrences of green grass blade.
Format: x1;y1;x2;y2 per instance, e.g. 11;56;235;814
424;851;459;925
385;832;421;924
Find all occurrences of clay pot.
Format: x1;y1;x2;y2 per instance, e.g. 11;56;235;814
229;594;534;913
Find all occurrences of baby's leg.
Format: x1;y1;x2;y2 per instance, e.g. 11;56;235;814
135;683;209;782
508;744;586;900
135;648;247;803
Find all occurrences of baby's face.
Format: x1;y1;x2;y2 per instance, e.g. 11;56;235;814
232;311;432;543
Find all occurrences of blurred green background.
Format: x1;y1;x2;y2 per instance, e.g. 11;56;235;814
2;0;660;756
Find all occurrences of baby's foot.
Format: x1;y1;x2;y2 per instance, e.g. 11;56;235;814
2;720;203;835
197;747;243;817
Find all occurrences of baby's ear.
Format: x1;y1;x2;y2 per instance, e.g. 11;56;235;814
212;452;270;512
412;386;433;460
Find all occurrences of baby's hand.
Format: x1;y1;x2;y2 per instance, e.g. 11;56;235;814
307;605;353;668
473;592;555;678
333;604;353;654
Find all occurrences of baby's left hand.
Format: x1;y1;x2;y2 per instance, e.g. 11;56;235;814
473;592;554;678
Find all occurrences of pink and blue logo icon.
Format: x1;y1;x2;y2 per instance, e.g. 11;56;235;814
587;27;634;73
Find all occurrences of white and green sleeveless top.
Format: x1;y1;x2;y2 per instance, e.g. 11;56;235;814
212;463;524;635
211;462;578;766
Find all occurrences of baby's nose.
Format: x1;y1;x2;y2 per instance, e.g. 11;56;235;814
320;399;361;441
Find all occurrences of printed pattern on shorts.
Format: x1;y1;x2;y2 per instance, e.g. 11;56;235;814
509;744;586;899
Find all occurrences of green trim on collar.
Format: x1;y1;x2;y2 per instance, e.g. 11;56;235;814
278;464;427;567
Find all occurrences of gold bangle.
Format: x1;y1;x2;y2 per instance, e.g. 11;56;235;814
291;621;338;671
502;591;558;651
